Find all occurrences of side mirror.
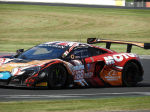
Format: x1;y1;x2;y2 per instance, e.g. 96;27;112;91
16;49;24;54
14;49;24;58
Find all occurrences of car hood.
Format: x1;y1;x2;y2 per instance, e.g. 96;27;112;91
0;58;53;72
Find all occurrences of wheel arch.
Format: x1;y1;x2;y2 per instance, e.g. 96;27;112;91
95;61;105;68
94;61;105;76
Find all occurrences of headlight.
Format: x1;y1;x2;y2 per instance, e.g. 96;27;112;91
25;66;41;73
23;66;41;76
11;66;41;76
11;67;25;76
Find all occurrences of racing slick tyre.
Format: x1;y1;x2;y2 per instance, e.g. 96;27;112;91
48;64;67;89
122;62;140;87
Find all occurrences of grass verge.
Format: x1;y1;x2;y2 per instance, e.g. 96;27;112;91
0;96;150;112
0;4;150;54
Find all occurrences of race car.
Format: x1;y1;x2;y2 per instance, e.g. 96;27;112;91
0;38;149;89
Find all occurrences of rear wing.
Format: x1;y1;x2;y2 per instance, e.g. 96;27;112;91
87;38;150;53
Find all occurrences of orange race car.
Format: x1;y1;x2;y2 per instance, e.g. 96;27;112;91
0;38;149;89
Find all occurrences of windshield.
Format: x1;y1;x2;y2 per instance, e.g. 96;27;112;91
18;46;67;60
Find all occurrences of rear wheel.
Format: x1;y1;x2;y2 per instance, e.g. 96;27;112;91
122;62;141;87
48;64;67;89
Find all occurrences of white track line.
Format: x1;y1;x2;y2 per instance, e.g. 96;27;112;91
0;92;150;99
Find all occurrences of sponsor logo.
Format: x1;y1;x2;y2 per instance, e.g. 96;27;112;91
0;73;3;78
104;70;121;81
104;53;136;65
72;65;84;71
74;70;84;80
84;72;93;78
72;65;93;80
9;64;30;67
0;72;11;79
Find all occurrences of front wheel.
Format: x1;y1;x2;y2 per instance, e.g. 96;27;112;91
48;64;67;89
122;62;141;87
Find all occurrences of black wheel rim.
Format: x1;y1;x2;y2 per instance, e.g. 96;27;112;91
51;68;64;86
49;65;67;88
124;63;138;86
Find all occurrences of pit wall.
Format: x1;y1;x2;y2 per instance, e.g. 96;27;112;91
0;0;126;6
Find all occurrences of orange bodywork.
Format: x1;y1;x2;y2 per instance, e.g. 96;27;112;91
100;66;122;86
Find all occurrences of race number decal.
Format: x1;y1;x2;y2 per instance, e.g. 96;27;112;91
74;69;84;80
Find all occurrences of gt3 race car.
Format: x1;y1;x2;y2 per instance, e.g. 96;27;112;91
0;38;149;89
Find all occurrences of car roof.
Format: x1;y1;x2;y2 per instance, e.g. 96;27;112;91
40;41;86;48
44;41;79;46
39;41;114;54
40;41;113;52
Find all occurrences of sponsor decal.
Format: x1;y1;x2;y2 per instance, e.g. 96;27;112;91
74;79;88;86
62;51;69;58
104;70;121;81
0;59;4;65
74;49;88;54
104;56;115;65
0;73;3;78
57;42;68;46
40;41;78;49
71;55;75;59
72;65;84;71
100;66;122;85
84;72;93;78
36;82;47;87
104;53;136;65
0;72;11;80
39;44;66;49
8;64;30;67
72;64;93;80
0;58;12;65
74;71;93;80
87;64;91;70
74;70;84;80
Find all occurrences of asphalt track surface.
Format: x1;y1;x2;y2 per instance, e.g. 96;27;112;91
0;53;150;102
